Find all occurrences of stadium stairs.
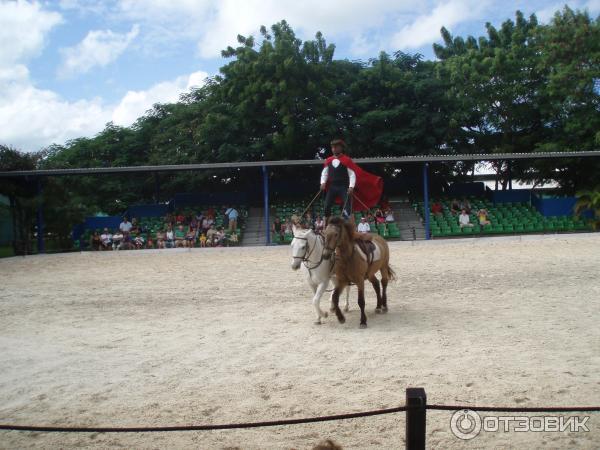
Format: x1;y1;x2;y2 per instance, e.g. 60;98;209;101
390;197;426;240
241;207;268;246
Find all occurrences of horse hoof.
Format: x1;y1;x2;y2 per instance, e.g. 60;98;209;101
375;308;382;314
359;323;368;329
337;316;345;324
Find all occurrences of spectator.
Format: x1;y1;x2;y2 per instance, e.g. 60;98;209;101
206;225;218;246
201;216;213;234
225;206;239;231
156;229;166;249
357;217;370;234
229;232;238;245
133;233;145;249
199;232;207;247
190;216;199;232
100;228;112;250
314;215;325;233
175;211;185;224
460;197;472;214
90;230;101;251
367;212;375;224
385;209;395;223
119;217;132;233
175;225;186;247
112;231;123;250
375;209;386;224
146;233;154;249
130;218;140;234
478;208;491;226
215;227;226;246
431;201;443;217
185;227;196;248
119;232;135;250
165;226;175;248
458;209;474;228
272;217;284;242
450;198;461;215
304;212;313;229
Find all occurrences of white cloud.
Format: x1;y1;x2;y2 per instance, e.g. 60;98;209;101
0;0;62;66
390;0;489;50
112;70;208;126
58;25;140;78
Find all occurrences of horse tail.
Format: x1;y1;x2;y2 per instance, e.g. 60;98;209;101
386;263;397;281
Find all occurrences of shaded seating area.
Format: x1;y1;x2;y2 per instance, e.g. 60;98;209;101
414;198;593;238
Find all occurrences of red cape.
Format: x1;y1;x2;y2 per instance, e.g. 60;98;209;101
324;154;383;212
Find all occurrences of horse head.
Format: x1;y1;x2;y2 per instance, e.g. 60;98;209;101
323;217;348;260
290;225;312;270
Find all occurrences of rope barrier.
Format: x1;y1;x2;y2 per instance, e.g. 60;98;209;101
1;403;599;433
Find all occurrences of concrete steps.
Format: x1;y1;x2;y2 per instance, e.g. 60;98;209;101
390;198;426;240
241;207;268;246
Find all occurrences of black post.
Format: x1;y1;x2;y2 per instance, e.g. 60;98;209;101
406;387;427;450
154;172;160;204
36;178;45;254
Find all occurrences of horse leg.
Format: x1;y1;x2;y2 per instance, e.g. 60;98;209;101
343;285;350;312
370;274;383;313
312;282;329;325
357;280;367;328
381;268;389;313
331;285;346;324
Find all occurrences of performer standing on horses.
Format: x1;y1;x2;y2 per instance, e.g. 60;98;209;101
320;138;383;223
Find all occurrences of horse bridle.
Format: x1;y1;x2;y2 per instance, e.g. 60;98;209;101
292;234;330;271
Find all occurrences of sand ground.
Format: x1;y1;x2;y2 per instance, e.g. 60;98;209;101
0;234;599;449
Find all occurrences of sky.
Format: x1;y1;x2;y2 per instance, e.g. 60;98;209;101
0;0;598;153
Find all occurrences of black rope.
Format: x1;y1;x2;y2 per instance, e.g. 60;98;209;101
0;406;408;433
427;404;600;413
2;404;599;433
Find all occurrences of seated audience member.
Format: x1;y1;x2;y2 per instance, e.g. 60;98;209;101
156;230;166;249
100;228;112;250
458;209;474;228
206;225;218;246
119;217;132;233
385;209;395;223
130;218;140;234
190;216;199;232
375;209;385;224
185;227;196;248
199;232;207;247
90;230;101;251
367;213;375;224
357;217;370;234
174;225;186;247
304;212;313;229
202;216;214;234
314;215;325;233
133;233;145;249
165;226;175;248
146;233;154;249
272;217;284;241
119;232;135;250
215;227;226;246
478;208;491;226
112;231;123;250
431;201;443;217
460;197;472;214
229;232;238;245
450;198;461;215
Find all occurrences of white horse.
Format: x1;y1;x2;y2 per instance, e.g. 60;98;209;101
290;225;349;324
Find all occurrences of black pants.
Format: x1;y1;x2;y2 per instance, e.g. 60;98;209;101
324;184;352;219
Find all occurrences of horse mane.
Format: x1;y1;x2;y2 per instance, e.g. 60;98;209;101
327;217;356;243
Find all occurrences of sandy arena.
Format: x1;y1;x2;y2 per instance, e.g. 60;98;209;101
0;234;599;449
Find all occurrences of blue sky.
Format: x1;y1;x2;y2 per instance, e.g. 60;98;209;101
1;0;598;152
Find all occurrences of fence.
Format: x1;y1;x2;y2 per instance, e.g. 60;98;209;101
1;388;598;449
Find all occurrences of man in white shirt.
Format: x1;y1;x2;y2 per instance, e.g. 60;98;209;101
357;217;370;234
458;209;474;228
119;217;132;233
100;228;112;250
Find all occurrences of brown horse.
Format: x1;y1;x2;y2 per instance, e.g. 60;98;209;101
322;217;396;328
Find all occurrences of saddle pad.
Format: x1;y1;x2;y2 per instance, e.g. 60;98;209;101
355;241;382;262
